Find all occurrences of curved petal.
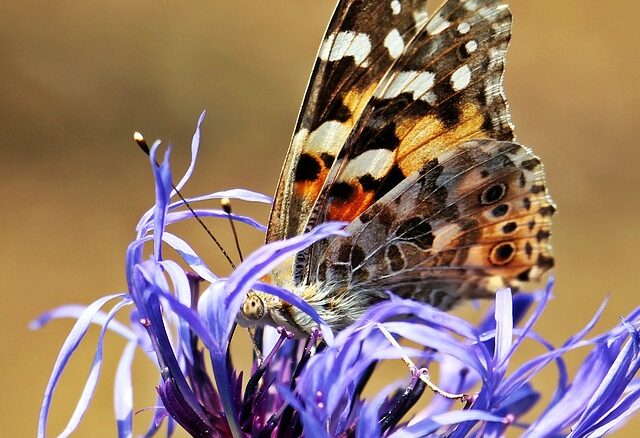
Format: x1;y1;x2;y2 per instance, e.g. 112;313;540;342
58;299;133;437
29;303;136;342
114;341;137;438
37;293;127;438
173;110;205;194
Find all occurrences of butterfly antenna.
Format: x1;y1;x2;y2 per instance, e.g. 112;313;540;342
221;198;244;262
133;131;237;269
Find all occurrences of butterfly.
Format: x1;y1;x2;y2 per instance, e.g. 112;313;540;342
238;0;555;336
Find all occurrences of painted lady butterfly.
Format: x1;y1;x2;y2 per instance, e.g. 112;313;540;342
239;0;555;336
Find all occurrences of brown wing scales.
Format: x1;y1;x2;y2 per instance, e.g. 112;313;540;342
315;0;514;227
317;140;555;309
267;0;429;243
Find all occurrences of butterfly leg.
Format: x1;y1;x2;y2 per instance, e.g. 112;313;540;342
248;326;264;364
376;323;468;401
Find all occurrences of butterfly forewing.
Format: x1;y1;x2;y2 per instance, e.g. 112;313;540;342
314;0;514;227
267;0;429;243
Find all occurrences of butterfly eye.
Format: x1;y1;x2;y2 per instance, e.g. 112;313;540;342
480;182;507;205
242;294;266;320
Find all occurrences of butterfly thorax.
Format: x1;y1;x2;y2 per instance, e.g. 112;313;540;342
238;263;388;336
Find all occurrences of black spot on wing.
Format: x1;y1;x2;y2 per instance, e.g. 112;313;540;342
525;241;533;258
337;243;352;263
395;217;434;250
531;184;546;194
351;245;365;269
350;123;400;157
536;229;551;242
329;182;355;201
480;183;507;205
492;204;509;217
295;153;321;182
537;254;555;270
521;158;541;171
502;221;517;233
386;244;405;272
373;164;406;201
434;89;462;128
539;205;556;217
320;152;335;169
517;268;531;282
490;242;515;265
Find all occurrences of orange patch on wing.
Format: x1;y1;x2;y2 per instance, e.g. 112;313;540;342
294;166;329;204
343;82;379;123
395;103;488;175
327;184;376;222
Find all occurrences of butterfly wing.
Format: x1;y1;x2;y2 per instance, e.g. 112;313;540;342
297;0;516;282
318;0;514;224
311;140;554;327
267;0;430;243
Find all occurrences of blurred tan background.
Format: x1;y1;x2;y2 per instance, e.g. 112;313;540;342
2;1;639;436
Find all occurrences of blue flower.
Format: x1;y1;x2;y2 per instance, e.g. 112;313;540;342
33;114;640;437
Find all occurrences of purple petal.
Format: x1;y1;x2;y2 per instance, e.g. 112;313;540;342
37;293;127;438
162;209;267;232
278;386;328;438
521;347;604;434
184;188;272;205
160;260;194;364
114;341;137;438
583;386;640;437
493;288;513;371
172;110;205;194
30;304;136;341
58;299;132;438
570;323;640;436
356;382;400;438
161;233;216;282
150;143;173;260
393;410;506;437
129;262;213;433
157;378;214;437
500;280;552;367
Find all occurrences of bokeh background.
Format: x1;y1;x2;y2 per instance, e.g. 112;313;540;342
2;1;639;436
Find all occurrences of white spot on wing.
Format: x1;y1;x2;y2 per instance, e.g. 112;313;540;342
381;70;436;101
341;149;394;181
384;29;404;59
451;65;472;91
319;31;372;66
463;0;479;11
465;40;478;53
390;0;401;15
293;121;351;155
426;13;450;35
457;22;471;34
413;9;429;27
424;90;437;105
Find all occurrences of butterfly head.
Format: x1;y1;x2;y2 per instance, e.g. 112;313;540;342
237;289;313;337
240;292;267;323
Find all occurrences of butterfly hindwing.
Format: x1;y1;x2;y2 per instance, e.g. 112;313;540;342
315;139;554;319
267;0;430;243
